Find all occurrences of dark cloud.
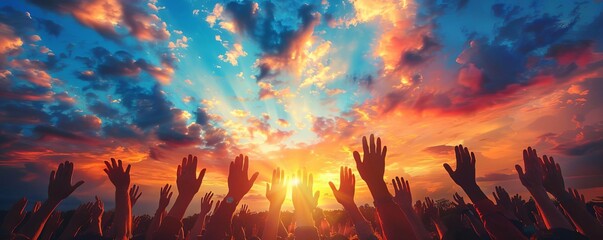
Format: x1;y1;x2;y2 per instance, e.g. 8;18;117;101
496;14;577;53
26;0;169;42
195;107;209;126
221;1;320;81
33;125;94;143
476;172;517;182
37;19;63;36
88;101;120;118
399;35;441;67
117;83;173;129
423;145;455;156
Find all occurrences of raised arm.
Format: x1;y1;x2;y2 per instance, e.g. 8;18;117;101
104;158;132;240
353;134;417;240
329;166;377;240
292;169;320;240
444;145;526;240
263;168;288;240
515;147;573;230
129;184;143;208
0;197;28;238
18;161;84;240
492;186;518;221
203;154;258;240
540;154;603;238
146;184;172;240
392;177;430;240
453;193;489;240
189;192;214;240
58;202;93;240
155;154;206;240
424;197;448;239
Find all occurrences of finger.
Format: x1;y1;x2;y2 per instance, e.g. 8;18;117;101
125;164;131;175
118;159;123;170
71;181;85;193
309;173;314;191
515;165;525;180
369;134;375;154
104;161;112;171
198;168;207;183
353;151;362;167
266;182;270;196
392;179;398;192
443;163;454;176
249;172;259;186
382;146;387;158
376;137;382;156
362;136;368;156
243;155;249;176
455;146;461;164
329;181;338;194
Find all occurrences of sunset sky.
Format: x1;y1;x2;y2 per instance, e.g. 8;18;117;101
1;0;602;216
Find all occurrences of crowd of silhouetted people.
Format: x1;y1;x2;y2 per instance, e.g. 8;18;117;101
1;134;602;240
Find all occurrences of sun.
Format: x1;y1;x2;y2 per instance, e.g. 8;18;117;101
290;178;300;186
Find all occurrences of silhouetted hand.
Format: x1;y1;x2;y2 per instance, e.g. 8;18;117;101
516;147;544;191
239;204;249;218
104;158;131;191
176;154;206;198
0;197;27;234
212;200;221;216
129;185;142;207
158;184;173;211
493;186;512;211
227;154;259;201
40;211;62;240
392;176;412;209
424;197;440;221
541;155;566;197
92;196;104;222
354;134;387;186
329;166;356;208
568;188;586;206
444;145;476;189
200;191;214;216
452;193;466;208
266;168;287;206
49;161;85;202
73;202;94;224
292;169;320;227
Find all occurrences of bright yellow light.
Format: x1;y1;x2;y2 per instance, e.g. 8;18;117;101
290;178;300;186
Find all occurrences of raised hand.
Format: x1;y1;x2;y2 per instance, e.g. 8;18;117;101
39;211;62;240
0;198;28;234
541;155;566;197
329;167;356;208
444;145;476;189
159;184;173;211
91;196;104;221
515;147;544;191
49;161;85;202
176;154;206;198
353;134;387;185
227;154;259;202
263;168;288;240
104;158;131;191
266;168;287;206
392;176;412;209
516;147;573;231
200;192;214;216
568;188;586;206
493;186;512;211
452;193;466;208
129;185;142;207
239;204;249;217
292;169;320;227
424;197;440;221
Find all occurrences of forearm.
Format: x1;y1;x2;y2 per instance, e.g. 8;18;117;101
556;191;603;238
146;210;164;240
167;195;194;221
263;203;283;240
368;180;418;240
57;221;82;240
114;189;131;239
529;188;572;230
432;218;448;239
189;212;208;240
399;205;431;240
17;199;59;239
202;194;238;239
343;203;377;240
464;211;489;240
